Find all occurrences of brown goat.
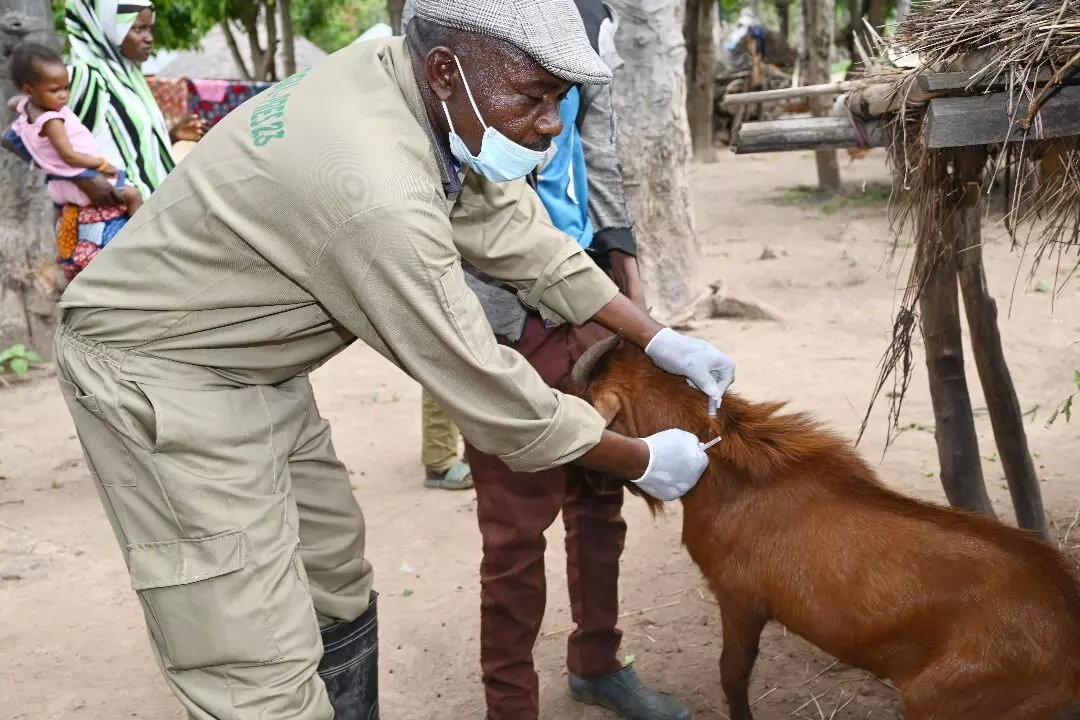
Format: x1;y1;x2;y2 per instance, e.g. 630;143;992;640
572;336;1080;720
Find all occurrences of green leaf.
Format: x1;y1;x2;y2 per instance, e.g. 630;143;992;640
622;653;636;666
1065;396;1073;423
1034;280;1051;293
9;357;29;376
403;588;414;597
0;349;14;363
24;350;41;364
1074;369;1080;390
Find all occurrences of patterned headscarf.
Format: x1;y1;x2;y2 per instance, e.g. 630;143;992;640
66;0;175;198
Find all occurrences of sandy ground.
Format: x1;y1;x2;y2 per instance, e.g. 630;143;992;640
2;150;1079;720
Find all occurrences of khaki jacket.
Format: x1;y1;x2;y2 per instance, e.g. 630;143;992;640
59;37;618;472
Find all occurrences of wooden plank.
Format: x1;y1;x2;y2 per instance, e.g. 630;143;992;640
920;258;996;518
952;151;1051;540
917;68;1070;94
733;116;883;154
720;80;864;107
926;85;1080;148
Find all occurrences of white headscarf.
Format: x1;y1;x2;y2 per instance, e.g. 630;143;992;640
66;0;174;198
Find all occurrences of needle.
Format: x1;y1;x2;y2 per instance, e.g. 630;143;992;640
700;435;722;451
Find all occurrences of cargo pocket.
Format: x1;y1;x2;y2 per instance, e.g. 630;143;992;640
439;262;496;365
128;529;284;671
59;378;136;488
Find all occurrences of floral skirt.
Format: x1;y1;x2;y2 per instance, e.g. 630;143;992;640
56;204;127;282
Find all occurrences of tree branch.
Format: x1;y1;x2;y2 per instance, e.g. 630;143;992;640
241;6;263;81
220;20;253;81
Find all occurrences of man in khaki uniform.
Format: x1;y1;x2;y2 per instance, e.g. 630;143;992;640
52;0;737;717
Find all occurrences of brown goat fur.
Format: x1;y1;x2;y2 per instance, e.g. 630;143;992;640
577;339;1080;720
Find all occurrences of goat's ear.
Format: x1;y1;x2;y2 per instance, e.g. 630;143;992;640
592;391;621;427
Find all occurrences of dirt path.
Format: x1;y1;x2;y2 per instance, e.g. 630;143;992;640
2;150;1078;720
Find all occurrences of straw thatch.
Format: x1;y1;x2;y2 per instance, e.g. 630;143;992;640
859;0;1080;443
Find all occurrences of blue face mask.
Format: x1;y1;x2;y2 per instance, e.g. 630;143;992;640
442;55;549;183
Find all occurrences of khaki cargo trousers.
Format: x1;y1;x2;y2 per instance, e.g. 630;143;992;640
54;324;374;719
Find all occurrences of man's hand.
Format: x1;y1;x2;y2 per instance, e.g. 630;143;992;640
645;328;736;414
608;250;646;309
73;175;124;206
633;428;708;501
590;284;736;415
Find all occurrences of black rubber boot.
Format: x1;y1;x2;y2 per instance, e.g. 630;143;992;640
317;590;380;720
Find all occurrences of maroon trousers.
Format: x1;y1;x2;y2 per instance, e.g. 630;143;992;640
465;315;627;720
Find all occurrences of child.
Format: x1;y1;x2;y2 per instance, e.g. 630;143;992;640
8;42;142;216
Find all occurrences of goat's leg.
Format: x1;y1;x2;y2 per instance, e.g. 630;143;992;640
718;600;768;720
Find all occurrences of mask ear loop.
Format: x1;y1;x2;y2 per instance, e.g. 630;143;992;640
451;54;488;131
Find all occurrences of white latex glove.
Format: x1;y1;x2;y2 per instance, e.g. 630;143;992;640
645;327;736;415
633;429;709;501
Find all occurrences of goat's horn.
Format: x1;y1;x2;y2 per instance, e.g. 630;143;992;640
570;333;623;388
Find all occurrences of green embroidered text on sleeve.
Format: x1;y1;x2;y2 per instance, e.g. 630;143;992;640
250;68;311;147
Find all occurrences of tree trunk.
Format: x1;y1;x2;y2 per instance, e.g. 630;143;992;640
260;0;280;82
609;0;699;321
846;0;861;66
799;0;809;70
280;0;296;77
867;0;887;32
388;0;406;35
684;0;717;162
952;150;1051;541
221;20;253;81
0;0;62;357
777;0;791;42
807;0;841;190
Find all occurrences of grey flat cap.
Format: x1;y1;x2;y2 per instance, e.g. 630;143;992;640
401;0;612;85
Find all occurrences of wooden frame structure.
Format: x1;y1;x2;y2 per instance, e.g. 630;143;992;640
719;69;1080;541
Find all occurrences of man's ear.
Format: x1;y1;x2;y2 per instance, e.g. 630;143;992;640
592;392;621;427
425;46;458;102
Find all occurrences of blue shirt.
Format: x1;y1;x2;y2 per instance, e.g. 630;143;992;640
535;87;594;249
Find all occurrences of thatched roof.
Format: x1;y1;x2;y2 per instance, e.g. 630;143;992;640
859;0;1080;442
155;23;328;81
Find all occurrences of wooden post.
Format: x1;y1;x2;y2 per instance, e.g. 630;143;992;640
953;151;1052;540
920;260;996;517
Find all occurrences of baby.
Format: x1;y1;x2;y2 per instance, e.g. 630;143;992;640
8;43;142;216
